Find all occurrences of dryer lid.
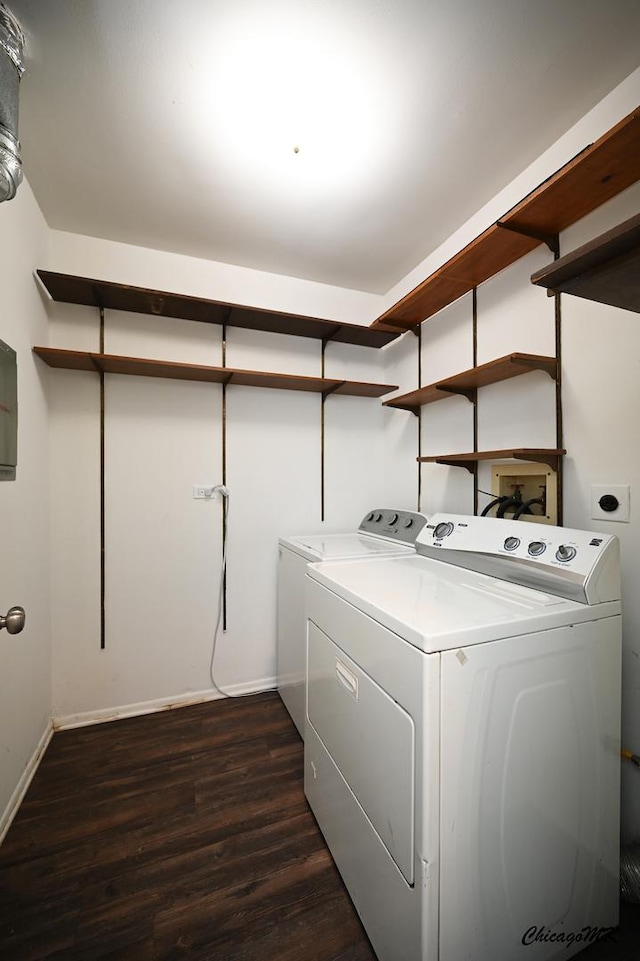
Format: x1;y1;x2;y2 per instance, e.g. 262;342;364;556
307;552;620;653
280;531;415;561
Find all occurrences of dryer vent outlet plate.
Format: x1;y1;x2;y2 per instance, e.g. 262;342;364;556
590;485;630;523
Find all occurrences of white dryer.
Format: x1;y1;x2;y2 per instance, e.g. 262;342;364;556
305;513;622;961
277;508;428;737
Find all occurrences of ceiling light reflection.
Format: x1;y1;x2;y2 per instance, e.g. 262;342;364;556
202;12;396;201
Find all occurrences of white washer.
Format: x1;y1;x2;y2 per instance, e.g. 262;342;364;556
305;513;622;961
277;508;428;738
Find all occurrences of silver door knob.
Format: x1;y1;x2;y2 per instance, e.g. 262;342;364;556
0;606;25;633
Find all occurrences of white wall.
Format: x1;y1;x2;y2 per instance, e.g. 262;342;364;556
0;179;52;840
45;233;396;724
560;180;640;843
384;72;640;841
6;64;638;848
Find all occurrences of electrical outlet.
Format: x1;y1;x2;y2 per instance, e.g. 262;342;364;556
193;485;215;499
590;484;630;522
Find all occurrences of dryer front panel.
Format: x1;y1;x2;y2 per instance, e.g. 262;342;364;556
307;620;415;883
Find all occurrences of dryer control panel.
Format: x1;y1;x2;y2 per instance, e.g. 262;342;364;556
416;513;620;605
358;509;428;545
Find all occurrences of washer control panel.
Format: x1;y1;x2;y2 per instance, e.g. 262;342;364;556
416;513;620;604
358;509;428;545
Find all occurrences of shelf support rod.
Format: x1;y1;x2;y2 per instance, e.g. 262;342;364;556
222;322;227;632
496;221;560;256
321;342;327;521
417;325;422;511
99;306;106;651
554;246;564;527
472;288;479;516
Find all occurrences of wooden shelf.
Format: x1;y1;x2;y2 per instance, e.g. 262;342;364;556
383;382;458;413
383;352;557;414
373;106;640;330
36;270;402;349
418;448;566;473
530;211;640;314
32;347;397;398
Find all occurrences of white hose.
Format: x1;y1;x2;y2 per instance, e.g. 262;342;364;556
209;487;232;695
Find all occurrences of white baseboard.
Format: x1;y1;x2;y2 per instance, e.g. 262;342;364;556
0;720;54;846
53;675;277;731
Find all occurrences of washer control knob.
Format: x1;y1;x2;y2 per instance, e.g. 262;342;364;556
403;517;414;528
375;513;382;522
434;521;454;539
556;544;577;563
528;540;546;557
504;536;520;552
388;513;399;525
366;512;374;521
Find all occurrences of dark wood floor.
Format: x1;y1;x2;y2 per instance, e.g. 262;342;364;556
0;692;376;961
1;691;639;961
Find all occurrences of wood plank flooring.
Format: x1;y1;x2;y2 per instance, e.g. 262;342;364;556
1;691;639;961
0;692;376;961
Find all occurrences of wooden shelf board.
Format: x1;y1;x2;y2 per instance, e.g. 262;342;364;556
32;347;396;397
440;352;557;391
32;346;99;372
333;380;399;398
373;225;537;330
503;110;640;236
383;353;556;413
383;383;457;413
418;448;566;472
530;211;640;314
36;270;400;349
226;368;334;392
97;354;231;383
373;106;640;330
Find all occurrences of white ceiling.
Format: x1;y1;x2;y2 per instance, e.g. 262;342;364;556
8;0;640;294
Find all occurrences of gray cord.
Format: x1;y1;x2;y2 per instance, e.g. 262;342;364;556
208;489;265;698
209;488;234;696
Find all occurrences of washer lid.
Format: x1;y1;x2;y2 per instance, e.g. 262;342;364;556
307;554;621;653
279;531;414;562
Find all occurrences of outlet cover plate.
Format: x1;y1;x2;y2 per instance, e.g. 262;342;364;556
590;484;630;522
193;485;215;499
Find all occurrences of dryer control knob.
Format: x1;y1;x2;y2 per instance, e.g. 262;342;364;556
388;513;399;525
504;536;520;551
528;540;546;557
375;513;382;522
556;544;577;563
434;521;454;539
403;517;414;528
